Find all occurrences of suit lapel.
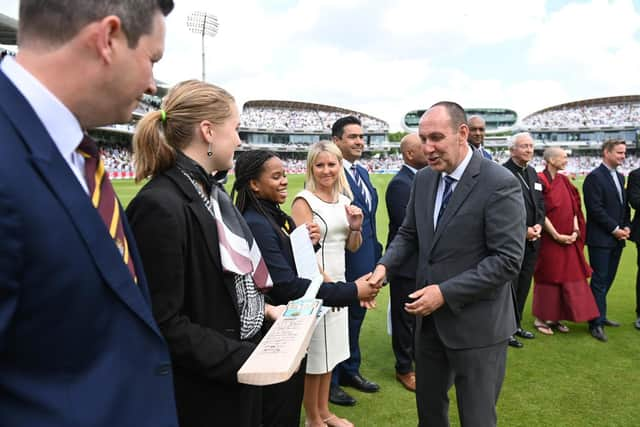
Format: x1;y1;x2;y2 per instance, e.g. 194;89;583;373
522;166;536;210
431;152;481;250
165;169;223;272
345;166;365;207
421;168;439;255
600;164;622;205
0;71;162;336
165;169;240;315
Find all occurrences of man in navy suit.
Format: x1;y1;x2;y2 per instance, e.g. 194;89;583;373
0;1;178;426
583;139;631;342
625;166;640;330
468;115;493;160
330;115;383;406
385;133;428;391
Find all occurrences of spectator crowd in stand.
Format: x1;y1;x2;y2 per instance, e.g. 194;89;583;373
240;105;388;132
96;141;640;179
523;102;640;128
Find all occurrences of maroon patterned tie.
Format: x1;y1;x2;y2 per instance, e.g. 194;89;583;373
76;135;137;282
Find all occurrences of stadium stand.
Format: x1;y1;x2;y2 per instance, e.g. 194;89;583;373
522;96;640;129
241;101;388;133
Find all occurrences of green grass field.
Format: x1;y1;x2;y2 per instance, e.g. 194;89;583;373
115;175;640;427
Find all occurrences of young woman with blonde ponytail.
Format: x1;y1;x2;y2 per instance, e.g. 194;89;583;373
126;79;283;427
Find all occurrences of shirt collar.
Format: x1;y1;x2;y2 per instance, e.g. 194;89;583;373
403;163;418;174
602;162;617;172
343;158;355;170
442;146;473;182
1;57;84;158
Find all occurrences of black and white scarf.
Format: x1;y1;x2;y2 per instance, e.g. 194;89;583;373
176;152;272;339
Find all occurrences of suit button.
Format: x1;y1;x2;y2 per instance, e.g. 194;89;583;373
155;363;171;376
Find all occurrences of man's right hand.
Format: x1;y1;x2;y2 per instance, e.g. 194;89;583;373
369;264;386;288
355;272;378;300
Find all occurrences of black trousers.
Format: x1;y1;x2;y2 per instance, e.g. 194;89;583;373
513;244;539;326
636;243;640;316
262;357;306;427
389;275;416;374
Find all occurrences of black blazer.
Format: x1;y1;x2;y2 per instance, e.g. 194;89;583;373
385;165;419;281
583;163;630;248
503;158;545;250
243;206;358;306
126;166;261;427
627;167;640;243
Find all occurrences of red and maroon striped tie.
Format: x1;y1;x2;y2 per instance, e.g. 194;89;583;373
76;135;137;282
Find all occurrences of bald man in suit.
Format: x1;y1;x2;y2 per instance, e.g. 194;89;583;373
385;133;428;391
371;102;525;427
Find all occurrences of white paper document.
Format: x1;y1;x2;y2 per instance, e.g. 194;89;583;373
290;224;321;280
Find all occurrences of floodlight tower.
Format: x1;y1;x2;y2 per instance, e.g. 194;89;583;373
186;11;219;81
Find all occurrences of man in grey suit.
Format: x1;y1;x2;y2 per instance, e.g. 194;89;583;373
371;102;525;427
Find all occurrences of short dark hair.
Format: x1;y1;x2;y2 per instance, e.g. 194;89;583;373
429;101;468;131
331;115;362;139
19;0;174;48
601;139;625;155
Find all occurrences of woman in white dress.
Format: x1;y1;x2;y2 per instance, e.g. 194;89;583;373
292;141;365;427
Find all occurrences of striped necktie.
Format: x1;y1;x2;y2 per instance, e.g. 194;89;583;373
437;175;456;225
76;135;137;281
351;164;371;211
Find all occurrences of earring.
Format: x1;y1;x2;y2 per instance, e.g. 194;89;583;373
207;142;213;157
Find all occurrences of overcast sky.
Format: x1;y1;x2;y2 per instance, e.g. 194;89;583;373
2;0;639;130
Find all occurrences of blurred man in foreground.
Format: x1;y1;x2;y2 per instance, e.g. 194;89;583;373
0;1;178;425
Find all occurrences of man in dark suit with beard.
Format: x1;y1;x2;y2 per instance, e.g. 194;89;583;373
385;133;429;391
503;132;545;348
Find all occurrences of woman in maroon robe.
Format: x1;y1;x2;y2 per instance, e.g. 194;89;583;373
532;147;599;334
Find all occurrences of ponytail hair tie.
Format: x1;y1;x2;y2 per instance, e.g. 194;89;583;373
159;109;167;122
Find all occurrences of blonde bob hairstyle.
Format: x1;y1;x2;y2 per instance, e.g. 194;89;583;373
304;141;353;200
133;79;235;182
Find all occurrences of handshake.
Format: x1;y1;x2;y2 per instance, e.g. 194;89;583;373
353;264;388;309
354;265;446;316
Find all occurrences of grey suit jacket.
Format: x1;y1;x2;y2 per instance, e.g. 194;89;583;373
380;150;525;349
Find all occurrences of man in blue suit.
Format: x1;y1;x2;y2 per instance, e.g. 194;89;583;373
583;139;631;342
385;133;428;392
0;1;178;426
330;116;383;406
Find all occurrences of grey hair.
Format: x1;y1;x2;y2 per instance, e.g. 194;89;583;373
510;132;532;149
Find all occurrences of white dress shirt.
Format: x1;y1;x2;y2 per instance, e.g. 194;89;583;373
433;148;473;230
1;56;87;193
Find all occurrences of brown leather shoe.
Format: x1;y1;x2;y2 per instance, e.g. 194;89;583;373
395;372;416;392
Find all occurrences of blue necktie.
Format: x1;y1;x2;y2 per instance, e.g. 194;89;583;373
437;175;456;224
351;164;371;211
